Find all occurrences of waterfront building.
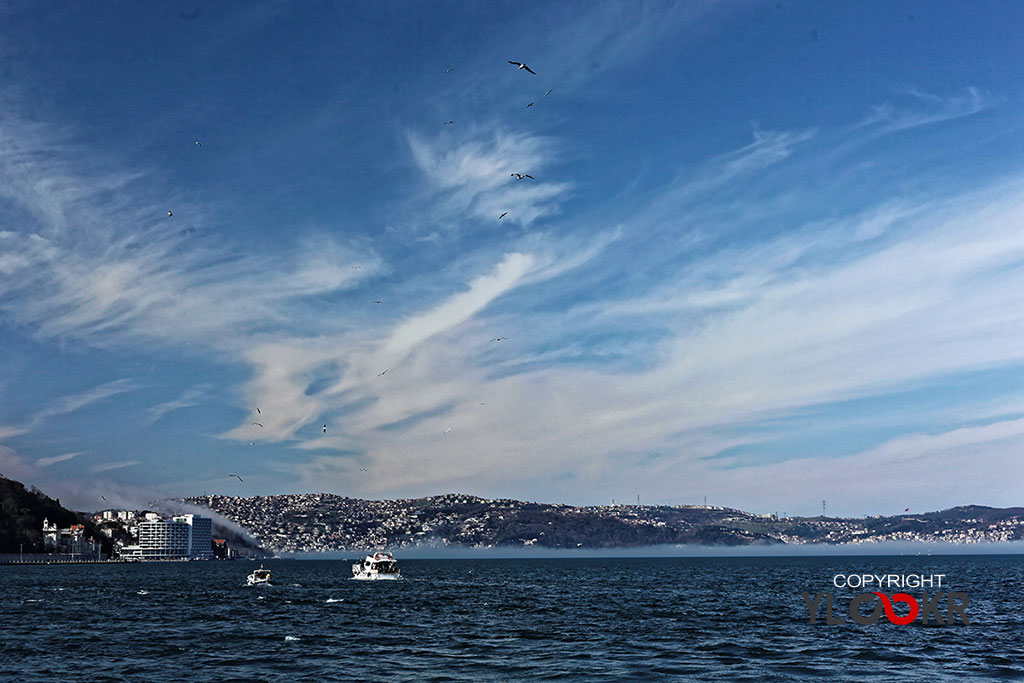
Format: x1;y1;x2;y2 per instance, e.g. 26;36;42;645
40;518;103;559
137;518;190;559
173;514;213;559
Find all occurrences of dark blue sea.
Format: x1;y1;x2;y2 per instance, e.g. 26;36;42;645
2;555;1022;681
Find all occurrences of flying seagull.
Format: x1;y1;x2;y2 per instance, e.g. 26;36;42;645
526;102;534;108
489;337;508;342
508;60;536;75
252;422;263;428
352;265;362;269
511;173;534;180
167;211;173;217
322;424;327;433
229;474;244;483
194;140;201;147
256;407;261;415
544;89;553;98
100;495;107;502
444;426;452;434
443;68;453;73
378;369;389;377
374;300;383;304
248;441;255;447
498;211;508;220
443;120;454;125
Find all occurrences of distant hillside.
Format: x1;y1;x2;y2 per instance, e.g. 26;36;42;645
183;492;1024;553
0;476;112;554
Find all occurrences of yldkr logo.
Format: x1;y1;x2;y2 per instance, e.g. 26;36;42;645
803;591;970;625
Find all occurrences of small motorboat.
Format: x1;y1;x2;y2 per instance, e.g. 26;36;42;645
246;564;271;586
352;551;400;580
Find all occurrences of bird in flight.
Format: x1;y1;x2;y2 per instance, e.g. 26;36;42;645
248;441;255;447
544;89;553;98
256;407;261;415
351;265;362;269
508;61;536;75
511;173;534;180
167;211;173;217
374;300;383;304
443;68;453;73
194;140;202;147
444;426;452;434
378;369;389;377
359;468;368;472
322;424;327;433
498;211;508;220
443;120;454;125
100;495;107;502
526;102;534;108
179;227;196;235
252;422;263;428
489;337;508;342
229;474;244;483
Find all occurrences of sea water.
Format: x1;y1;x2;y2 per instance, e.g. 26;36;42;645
1;555;1021;681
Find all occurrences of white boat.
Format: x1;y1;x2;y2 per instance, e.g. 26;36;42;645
352;551;400;580
246;564;271;586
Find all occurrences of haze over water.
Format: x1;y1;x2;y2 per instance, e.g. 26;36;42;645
3;555;1020;681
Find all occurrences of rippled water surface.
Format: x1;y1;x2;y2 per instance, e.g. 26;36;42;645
2;555;1022;681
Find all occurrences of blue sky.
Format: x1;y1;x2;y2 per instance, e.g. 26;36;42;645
1;1;1024;516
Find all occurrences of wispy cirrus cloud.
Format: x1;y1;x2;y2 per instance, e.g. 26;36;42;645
0;379;138;439
383;252;535;358
90;460;141;474
2;31;1021;520
37;451;85;467
284;115;1024;508
856;86;991;134
409;130;571;226
0;94;378;353
146;385;212;425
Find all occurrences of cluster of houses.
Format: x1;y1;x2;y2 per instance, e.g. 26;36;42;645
41;518;104;559
39;510;233;561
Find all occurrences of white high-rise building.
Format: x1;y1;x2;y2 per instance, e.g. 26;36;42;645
173;514;213;559
138;519;190;559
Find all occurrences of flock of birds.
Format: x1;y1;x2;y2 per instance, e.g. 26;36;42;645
165;59;552;489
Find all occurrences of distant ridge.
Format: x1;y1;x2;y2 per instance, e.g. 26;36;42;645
182;492;1024;554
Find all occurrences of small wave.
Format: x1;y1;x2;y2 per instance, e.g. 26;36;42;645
284;635;301;642
24;599;44;603
257;596;265;600
325;598;343;603
137;590;149;595
290;583;302;587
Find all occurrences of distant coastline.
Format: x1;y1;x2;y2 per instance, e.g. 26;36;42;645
183;492;1024;556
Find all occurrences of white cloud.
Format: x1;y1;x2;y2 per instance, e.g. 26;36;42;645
37;451;85;467
146;385;211;425
90;460;141;474
383;252;535;358
409;130;571;227
0;379;139;440
857;86;991;134
283;173;1024;502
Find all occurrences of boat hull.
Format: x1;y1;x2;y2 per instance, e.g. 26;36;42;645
351;571;400;581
